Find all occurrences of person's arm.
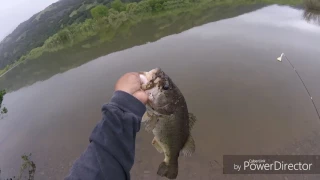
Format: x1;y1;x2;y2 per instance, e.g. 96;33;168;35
65;73;147;180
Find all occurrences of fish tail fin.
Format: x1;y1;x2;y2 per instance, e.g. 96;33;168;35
157;161;178;179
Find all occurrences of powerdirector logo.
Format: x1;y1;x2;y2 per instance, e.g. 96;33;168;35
223;155;320;174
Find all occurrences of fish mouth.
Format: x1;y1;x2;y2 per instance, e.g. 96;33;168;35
139;68;161;79
139;68;162;90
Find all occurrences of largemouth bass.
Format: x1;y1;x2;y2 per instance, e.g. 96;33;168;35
139;68;197;179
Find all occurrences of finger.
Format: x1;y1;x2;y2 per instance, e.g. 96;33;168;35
115;72;140;94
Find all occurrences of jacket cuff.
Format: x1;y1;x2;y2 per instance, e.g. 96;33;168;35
110;91;146;117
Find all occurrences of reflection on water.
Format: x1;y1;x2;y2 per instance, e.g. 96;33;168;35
237;5;320;33
0;4;264;92
303;8;320;25
302;0;320;25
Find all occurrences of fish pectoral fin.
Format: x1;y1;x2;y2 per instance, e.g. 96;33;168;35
152;137;164;153
144;113;158;132
188;113;197;130
145;122;156;132
142;111;152;123
180;135;195;157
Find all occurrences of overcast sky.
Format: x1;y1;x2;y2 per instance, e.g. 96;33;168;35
0;0;59;41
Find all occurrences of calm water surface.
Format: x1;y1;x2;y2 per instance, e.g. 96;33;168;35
1;5;320;180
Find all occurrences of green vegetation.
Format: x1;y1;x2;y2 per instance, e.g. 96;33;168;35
0;90;7;115
304;0;320;10
111;0;126;11
18;154;36;180
12;0;304;63
0;0;303;76
0;154;36;180
0;0;122;70
303;9;320;24
91;5;109;19
0;66;10;76
0;2;271;92
303;0;320;25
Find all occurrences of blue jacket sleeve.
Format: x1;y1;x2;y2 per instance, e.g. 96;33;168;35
65;91;146;180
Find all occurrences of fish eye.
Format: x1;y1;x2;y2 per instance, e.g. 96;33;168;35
163;83;170;90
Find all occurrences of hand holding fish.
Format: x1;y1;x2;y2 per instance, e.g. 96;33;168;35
139;68;197;179
115;72;148;104
66;69;196;180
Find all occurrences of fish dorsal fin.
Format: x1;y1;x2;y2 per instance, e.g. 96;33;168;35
180;135;195;157
188;113;197;130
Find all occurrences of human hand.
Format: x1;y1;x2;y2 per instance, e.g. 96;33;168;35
115;72;148;105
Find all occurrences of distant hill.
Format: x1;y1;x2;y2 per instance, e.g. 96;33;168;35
0;0;139;69
0;0;304;70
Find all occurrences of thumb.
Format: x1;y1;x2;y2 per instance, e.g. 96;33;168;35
133;90;148;105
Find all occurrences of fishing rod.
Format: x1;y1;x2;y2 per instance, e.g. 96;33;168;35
277;53;320;121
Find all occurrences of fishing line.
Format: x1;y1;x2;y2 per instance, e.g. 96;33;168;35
278;53;320;121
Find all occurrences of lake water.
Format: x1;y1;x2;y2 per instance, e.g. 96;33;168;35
1;4;320;180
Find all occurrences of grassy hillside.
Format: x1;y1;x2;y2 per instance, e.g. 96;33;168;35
0;0;303;76
0;2;269;92
0;0;140;70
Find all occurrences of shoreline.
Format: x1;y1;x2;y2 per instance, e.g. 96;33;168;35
0;0;303;76
0;62;22;78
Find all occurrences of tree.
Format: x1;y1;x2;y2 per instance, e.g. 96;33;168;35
126;2;138;14
57;29;73;44
111;0;126;12
135;1;152;13
90;5;109;20
148;0;166;12
155;3;164;12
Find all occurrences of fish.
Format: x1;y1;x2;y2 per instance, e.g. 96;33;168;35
139;68;197;179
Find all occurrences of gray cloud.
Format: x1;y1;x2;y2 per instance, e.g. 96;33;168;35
0;0;59;41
